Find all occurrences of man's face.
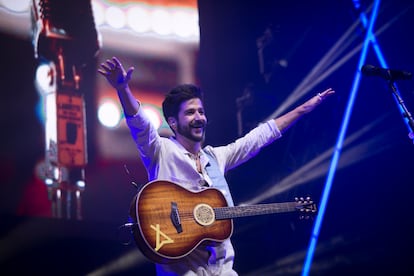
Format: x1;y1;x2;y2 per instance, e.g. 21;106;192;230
175;98;207;142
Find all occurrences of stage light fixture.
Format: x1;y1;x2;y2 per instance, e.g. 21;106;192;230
105;6;126;29
97;99;122;128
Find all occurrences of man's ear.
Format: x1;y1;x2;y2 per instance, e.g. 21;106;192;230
168;117;177;129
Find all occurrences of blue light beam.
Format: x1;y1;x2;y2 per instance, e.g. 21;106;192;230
301;1;381;275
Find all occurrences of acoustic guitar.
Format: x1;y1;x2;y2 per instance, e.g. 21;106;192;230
129;180;316;264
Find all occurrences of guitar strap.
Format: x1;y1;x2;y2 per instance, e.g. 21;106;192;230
203;150;235;207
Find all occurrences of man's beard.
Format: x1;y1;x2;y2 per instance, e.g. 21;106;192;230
176;121;206;142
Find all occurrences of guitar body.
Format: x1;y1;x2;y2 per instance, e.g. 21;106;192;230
129;180;233;264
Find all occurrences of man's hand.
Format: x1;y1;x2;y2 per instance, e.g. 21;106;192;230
274;88;335;133
98;57;134;90
301;88;335;114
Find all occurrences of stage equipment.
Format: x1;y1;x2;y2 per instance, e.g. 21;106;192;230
32;0;99;219
362;64;414;142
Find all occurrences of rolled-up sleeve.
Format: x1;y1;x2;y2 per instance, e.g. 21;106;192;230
126;107;161;166
206;120;282;172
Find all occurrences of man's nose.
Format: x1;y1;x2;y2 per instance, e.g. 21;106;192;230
195;111;203;119
194;112;206;124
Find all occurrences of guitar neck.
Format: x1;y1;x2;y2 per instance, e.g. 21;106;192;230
214;202;298;220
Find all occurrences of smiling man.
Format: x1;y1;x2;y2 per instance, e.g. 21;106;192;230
98;57;334;276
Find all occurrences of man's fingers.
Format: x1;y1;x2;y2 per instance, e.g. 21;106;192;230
106;60;116;69
97;69;107;76
98;57;132;89
112;57;127;73
112;57;122;67
322;88;335;96
125;67;135;82
100;63;111;72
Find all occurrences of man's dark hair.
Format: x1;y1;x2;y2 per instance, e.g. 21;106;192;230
162;84;204;120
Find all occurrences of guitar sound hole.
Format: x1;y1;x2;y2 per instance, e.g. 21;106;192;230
193;203;215;226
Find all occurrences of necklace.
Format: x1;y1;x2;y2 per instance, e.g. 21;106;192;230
187;152;202;173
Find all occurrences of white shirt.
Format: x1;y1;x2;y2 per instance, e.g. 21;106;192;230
126;107;282;275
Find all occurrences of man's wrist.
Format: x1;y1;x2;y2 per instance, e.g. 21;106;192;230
116;83;129;92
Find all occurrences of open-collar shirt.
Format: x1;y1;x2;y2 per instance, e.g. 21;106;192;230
125;106;282;275
126;107;282;193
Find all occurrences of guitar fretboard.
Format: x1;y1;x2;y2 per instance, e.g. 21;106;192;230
214;202;298;220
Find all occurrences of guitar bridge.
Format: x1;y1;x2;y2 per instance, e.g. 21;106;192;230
170;202;183;233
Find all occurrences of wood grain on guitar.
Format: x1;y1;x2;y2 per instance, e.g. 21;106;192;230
129;180;317;264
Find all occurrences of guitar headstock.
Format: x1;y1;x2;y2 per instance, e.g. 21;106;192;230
295;197;317;219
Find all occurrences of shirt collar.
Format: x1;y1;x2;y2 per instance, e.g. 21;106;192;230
169;136;209;166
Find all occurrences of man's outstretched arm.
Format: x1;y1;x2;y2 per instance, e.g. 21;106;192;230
274;88;335;134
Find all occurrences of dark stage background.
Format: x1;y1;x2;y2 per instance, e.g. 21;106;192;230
1;0;414;275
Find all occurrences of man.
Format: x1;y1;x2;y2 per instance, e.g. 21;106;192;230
98;57;334;275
